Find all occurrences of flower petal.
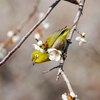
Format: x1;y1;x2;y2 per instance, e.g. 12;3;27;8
12;33;21;43
32;44;40;50
7;31;14;37
58;50;62;54
62;93;67;100
79;41;83;46
32;44;45;53
37;40;43;46
39;12;44;19
34;33;40;40
43;22;50;29
47;48;56;53
70;92;77;98
47;48;61;61
81;32;86;37
40;48;45;53
49;54;55;61
55;56;61;61
75;37;81;41
80;38;86;43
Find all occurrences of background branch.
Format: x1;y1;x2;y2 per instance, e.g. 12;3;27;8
0;0;61;66
1;0;40;48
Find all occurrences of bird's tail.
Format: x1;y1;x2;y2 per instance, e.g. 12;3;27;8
63;22;77;37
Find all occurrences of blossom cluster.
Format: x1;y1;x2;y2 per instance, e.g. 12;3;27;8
62;92;79;100
7;31;21;43
32;40;62;61
75;32;86;46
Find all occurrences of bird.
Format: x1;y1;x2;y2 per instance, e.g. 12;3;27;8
31;23;76;64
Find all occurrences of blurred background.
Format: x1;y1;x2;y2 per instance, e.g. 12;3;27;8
0;0;100;100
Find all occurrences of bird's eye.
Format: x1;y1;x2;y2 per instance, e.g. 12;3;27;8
35;54;38;58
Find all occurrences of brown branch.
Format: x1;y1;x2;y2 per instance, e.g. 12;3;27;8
0;0;61;66
61;70;74;93
67;0;85;39
57;0;86;94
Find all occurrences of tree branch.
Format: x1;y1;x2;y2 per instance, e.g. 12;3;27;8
57;0;86;94
0;0;61;66
61;70;74;93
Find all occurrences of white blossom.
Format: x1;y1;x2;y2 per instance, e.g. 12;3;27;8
34;33;40;40
62;93;79;100
12;33;21;43
39;12;44;19
39;12;50;29
70;92;77;98
37;40;43;46
47;48;62;61
81;32;86;37
62;93;68;100
7;31;14;37
0;46;7;59
75;37;86;46
75;37;81;41
43;22;50;29
32;44;45;53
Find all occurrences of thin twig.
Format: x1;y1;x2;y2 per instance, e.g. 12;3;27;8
0;0;61;66
61;69;74;93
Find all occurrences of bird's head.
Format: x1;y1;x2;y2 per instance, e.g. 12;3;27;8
31;50;50;65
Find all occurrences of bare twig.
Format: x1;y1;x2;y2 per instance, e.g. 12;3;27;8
57;0;86;94
0;0;61;66
61;70;74;93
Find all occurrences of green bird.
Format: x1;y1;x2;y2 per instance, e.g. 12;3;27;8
31;24;75;64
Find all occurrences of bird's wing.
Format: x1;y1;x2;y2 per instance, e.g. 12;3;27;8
44;28;67;48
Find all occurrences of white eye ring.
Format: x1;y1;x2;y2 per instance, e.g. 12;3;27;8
35;54;38;58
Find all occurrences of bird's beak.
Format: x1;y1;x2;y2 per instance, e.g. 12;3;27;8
33;57;37;65
33;60;36;65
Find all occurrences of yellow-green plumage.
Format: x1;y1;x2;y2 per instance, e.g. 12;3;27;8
31;50;50;63
31;25;75;63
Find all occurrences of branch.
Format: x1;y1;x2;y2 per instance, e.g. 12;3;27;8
67;0;85;39
57;0;86;94
0;0;61;66
61;70;74;93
